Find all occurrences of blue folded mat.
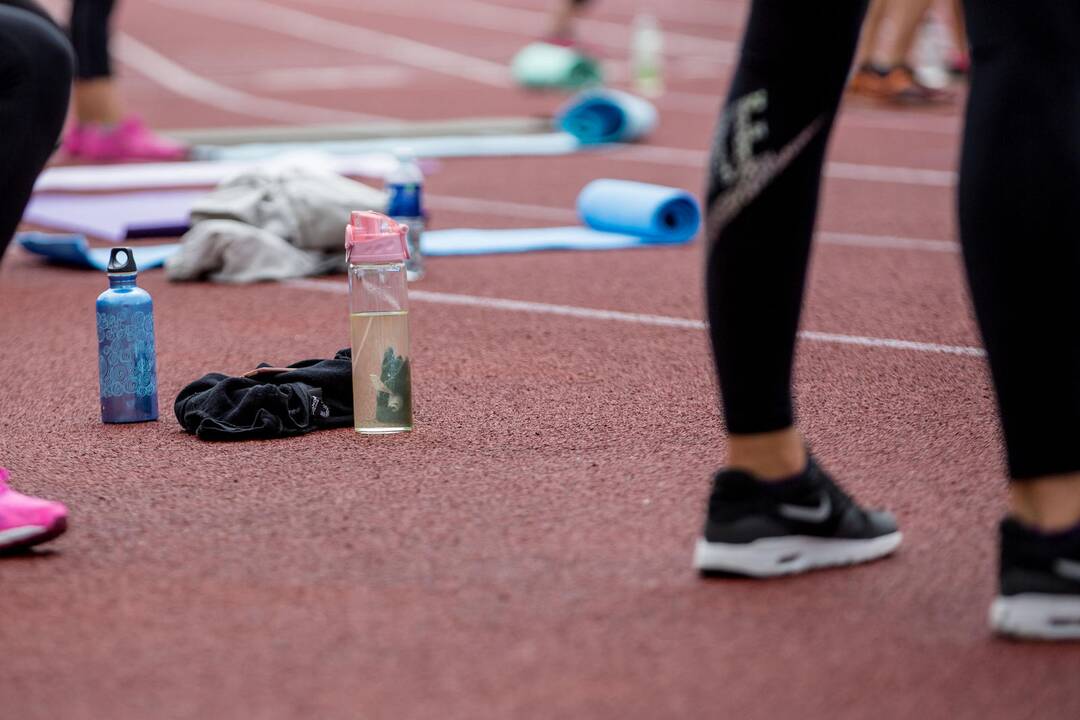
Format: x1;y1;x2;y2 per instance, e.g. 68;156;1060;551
422;227;650;256
17;233;180;270
422;179;700;256
556;88;659;144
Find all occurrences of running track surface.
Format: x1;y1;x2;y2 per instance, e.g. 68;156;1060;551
2;1;1078;718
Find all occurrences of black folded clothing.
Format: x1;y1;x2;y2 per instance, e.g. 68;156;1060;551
175;349;352;440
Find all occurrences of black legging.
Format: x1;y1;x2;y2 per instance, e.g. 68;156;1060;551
706;0;1080;481
0;1;74;258
70;0;115;79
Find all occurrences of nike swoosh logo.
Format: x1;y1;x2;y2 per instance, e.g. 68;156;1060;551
1054;559;1080;583
705;117;824;241
778;493;832;524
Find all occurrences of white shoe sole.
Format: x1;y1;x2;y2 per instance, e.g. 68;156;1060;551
0;525;48;547
693;532;902;578
990;594;1080;640
0;518;66;552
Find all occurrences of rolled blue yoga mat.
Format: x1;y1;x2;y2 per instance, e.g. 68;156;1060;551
556;89;658;144
422;180;700;256
577;179;700;242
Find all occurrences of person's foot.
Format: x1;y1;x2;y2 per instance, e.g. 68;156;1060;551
0;468;67;553
848;63;952;106
64;116;187;162
878;65;953;106
693;457;901;577
848;63;888;97
991;518;1080;640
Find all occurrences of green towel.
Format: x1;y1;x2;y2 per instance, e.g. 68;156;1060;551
511;42;603;90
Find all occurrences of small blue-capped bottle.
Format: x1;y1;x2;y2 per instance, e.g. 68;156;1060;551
96;247;158;423
386;149;426;281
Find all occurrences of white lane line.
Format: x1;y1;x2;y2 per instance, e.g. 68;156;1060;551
818;232;957;253
113;34;382;124
797;331;982;356
612;145;958;187
152;0;511;87
826;162;956;187
286;280;984;357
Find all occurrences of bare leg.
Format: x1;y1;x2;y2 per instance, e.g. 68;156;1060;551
949;0;966;51
73;77;122;125
854;0;889;68
883;0;934;66
727;428;808;481
549;0;588;40
1010;476;1080;531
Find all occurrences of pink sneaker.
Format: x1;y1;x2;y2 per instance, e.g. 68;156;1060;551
69;116;187;162
0;468;68;553
61;123;84;157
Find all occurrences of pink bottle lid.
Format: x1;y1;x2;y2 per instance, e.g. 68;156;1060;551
345;211;410;264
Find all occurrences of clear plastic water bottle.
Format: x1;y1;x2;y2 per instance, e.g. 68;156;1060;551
96;247;158;423
385;149;426;282
631;13;664;98
346;211;413;434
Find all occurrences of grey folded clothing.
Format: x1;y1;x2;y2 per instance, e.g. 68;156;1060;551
167;162;386;283
164;220;342;283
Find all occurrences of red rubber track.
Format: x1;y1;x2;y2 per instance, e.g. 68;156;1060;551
1;1;1078;718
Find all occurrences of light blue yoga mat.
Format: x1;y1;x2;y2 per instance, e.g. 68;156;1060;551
17;233;180;271
556;88;659;144
422;179;700;256
423;227;653;256
193;91;657;162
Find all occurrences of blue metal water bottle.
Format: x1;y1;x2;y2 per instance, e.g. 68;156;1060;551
96;247;159;423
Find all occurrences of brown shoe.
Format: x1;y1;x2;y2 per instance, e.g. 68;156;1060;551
879;66;953;106
848;64;888;98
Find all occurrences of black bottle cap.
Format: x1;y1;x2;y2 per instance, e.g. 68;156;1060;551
107;247;138;274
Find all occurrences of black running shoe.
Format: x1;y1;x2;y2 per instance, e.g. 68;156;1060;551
991;518;1080;640
693;458;901;577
